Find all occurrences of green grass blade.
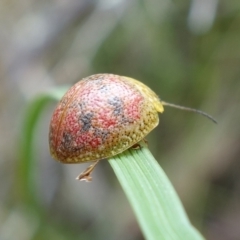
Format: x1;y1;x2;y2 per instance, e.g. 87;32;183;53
108;141;205;240
17;86;69;206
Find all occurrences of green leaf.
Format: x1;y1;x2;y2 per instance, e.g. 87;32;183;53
108;142;205;240
17;86;69;206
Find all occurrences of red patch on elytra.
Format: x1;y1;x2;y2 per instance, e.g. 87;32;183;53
74;132;102;149
64;110;79;134
97;112;118;129
90;137;101;148
125;94;143;120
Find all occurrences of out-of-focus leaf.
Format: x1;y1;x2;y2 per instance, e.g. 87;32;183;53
17;86;69;207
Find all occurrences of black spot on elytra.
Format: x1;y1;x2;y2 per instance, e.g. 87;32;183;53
94;128;109;142
79;112;94;132
78;102;87;111
98;84;109;92
108;97;123;116
121;117;134;124
62;132;73;149
61;132;85;154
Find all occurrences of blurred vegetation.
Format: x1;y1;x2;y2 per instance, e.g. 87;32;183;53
0;0;240;239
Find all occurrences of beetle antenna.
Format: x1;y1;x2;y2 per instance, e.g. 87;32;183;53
161;101;217;124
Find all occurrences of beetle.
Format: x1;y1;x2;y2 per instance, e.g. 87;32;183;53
49;74;216;181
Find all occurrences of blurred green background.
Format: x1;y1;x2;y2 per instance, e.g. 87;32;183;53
1;0;240;239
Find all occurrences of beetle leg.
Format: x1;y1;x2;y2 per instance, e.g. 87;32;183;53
131;139;148;150
131;143;141;150
76;160;100;182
